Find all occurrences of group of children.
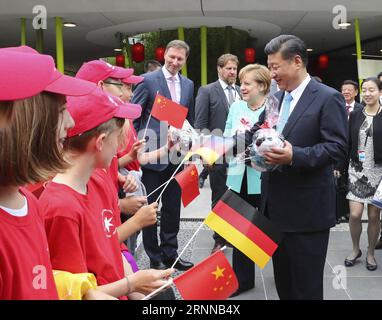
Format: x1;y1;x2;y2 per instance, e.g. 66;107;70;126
0;46;174;300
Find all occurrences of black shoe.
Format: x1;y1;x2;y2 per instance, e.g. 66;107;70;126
344;250;362;267
199;177;205;188
150;260;167;270
229;285;254;298
375;239;382;250
337;216;348;224
164;257;194;271
366;256;378;271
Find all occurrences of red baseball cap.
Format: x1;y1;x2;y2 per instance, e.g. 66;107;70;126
0;46;96;100
76;60;134;83
66;87;142;137
122;74;144;85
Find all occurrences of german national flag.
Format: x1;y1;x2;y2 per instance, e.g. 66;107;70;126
204;190;283;269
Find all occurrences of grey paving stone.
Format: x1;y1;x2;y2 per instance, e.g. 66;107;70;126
345;277;382;300
192;229;215;249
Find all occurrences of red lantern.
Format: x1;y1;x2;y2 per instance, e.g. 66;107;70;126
318;54;329;69
244;48;256;63
131;42;145;63
115;54;125;67
155;46;165;63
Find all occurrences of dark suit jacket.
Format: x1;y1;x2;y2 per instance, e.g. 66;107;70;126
132;69;194;171
259;79;348;232
335;101;363;172
353;102;363;112
194;80;241;133
349;106;382;165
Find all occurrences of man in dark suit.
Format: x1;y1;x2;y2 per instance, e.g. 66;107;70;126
243;35;348;299
194;53;241;253
132;40;194;271
341;80;363;116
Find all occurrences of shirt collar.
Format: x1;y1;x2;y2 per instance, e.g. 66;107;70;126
218;78;233;91
288;74;311;102
162;66;179;82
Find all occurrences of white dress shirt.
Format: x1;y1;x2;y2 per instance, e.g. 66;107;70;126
279;74;311;116
346;100;356;113
218;78;241;105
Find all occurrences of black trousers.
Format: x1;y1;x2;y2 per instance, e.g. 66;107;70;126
272;229;330;300
209;163;228;244
231;171;260;290
200;167;209;180
141;164;181;263
335;173;350;220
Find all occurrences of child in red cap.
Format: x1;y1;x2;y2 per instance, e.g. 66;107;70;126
76;60;143;196
39;88;174;299
76;62;170;260
0;46;100;299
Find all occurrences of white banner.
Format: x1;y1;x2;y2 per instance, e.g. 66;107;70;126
357;59;382;79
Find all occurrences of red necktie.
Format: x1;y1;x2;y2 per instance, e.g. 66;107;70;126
346;105;351;115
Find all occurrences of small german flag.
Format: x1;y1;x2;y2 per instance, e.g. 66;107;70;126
204;190;283;269
185;135;234;165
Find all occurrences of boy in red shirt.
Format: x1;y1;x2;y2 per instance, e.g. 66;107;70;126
40;88;173;299
76;60;147;218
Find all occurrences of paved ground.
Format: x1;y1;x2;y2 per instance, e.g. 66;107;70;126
136;175;382;300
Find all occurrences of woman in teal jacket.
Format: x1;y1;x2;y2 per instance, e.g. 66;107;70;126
224;63;272;296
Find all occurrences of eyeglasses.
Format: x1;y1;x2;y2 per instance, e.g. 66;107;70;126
103;81;124;87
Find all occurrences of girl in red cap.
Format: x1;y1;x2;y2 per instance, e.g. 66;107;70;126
0;47;105;299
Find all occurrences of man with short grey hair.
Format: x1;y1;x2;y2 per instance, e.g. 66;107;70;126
194;53;241;253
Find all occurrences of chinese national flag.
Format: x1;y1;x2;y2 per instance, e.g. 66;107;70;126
173;250;238;300
151;94;188;129
174;164;200;207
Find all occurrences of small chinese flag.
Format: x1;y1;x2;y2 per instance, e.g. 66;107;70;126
173;250;238;300
151;94;188;129
174;164;200;207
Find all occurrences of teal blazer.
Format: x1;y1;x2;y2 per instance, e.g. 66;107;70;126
224;100;264;194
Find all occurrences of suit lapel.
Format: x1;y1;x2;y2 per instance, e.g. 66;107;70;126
282;79;318;138
235;85;242;100
214;80;230;113
179;74;188;106
157;70;171;100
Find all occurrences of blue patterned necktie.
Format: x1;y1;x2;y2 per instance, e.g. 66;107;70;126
277;92;293;133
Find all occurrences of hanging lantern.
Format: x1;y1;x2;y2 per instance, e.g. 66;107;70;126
155;46;165;63
115;54;125;67
318;54;329;69
244;48;256;63
131;42;145;63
